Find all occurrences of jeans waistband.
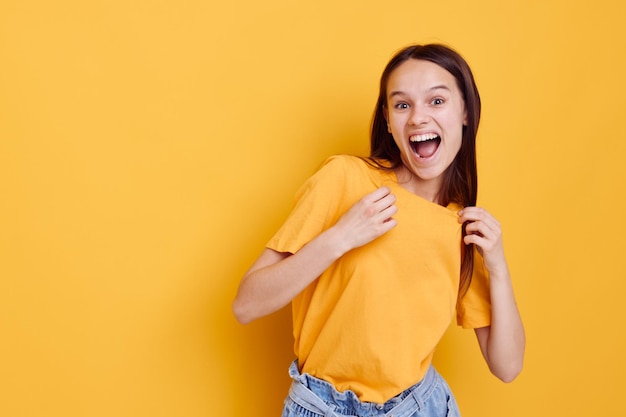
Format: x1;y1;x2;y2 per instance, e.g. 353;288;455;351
287;360;439;417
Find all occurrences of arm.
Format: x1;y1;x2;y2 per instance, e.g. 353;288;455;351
458;207;525;382
232;186;398;324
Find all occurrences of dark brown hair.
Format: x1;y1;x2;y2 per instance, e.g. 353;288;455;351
369;44;481;295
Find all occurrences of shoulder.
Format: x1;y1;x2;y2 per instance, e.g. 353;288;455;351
298;155;393;199
321;154;367;170
299;155;363;193
320;155;389;178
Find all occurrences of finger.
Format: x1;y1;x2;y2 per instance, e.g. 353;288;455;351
365;186;392;203
379;202;398;222
465;220;497;242
463;232;487;247
464;215;497;233
363;204;397;239
458;206;486;222
363;198;397;228
373;192;397;212
361;188;396;216
459;207;500;230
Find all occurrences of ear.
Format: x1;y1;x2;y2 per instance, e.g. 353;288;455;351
463;108;468;126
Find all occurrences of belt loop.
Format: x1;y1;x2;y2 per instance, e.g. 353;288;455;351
324;408;337;417
289;379;339;417
411;387;423;412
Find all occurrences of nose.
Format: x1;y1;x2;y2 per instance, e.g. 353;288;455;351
409;104;429;126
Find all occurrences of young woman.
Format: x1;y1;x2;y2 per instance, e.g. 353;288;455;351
233;44;525;417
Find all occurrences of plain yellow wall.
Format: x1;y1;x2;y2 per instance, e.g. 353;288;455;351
2;0;625;416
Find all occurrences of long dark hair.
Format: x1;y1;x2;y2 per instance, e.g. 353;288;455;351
369;44;481;296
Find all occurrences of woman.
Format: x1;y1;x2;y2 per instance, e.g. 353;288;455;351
233;43;525;417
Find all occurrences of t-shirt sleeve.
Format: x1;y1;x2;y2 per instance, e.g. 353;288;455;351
456;248;492;329
267;156;351;254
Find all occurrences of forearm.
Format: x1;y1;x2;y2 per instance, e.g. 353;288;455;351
234;186;398;324
232;226;349;324
481;265;525;382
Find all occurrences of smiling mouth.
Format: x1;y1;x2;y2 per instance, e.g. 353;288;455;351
410;133;441;158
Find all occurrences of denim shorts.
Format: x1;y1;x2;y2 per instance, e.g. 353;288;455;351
282;360;460;417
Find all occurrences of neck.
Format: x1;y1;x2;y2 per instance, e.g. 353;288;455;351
394;166;442;204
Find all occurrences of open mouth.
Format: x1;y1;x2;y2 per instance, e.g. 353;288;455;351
410;133;441;158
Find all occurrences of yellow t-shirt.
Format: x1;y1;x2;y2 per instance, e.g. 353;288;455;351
267;155;491;403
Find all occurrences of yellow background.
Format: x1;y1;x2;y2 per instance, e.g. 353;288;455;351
1;0;625;416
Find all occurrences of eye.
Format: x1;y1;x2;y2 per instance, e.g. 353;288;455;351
394;102;410;110
431;98;445;105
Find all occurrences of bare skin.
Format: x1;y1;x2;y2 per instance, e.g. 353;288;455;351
233;188;525;382
459;207;525;382
232;186;398;324
234;58;525;383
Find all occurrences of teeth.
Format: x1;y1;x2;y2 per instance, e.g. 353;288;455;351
410;133;439;142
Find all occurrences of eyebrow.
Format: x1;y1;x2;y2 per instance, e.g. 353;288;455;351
388;85;451;98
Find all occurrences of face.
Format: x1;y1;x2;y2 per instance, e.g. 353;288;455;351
384;59;467;199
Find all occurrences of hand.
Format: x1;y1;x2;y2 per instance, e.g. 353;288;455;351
458;207;507;276
332;186;398;252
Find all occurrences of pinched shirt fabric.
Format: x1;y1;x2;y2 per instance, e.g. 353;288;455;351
268;155;491;403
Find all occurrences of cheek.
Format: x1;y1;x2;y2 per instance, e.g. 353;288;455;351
387;117;401;135
452;135;464;162
445;123;464;156
447;112;466;146
388;113;408;131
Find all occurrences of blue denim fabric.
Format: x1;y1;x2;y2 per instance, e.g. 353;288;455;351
282;360;460;417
